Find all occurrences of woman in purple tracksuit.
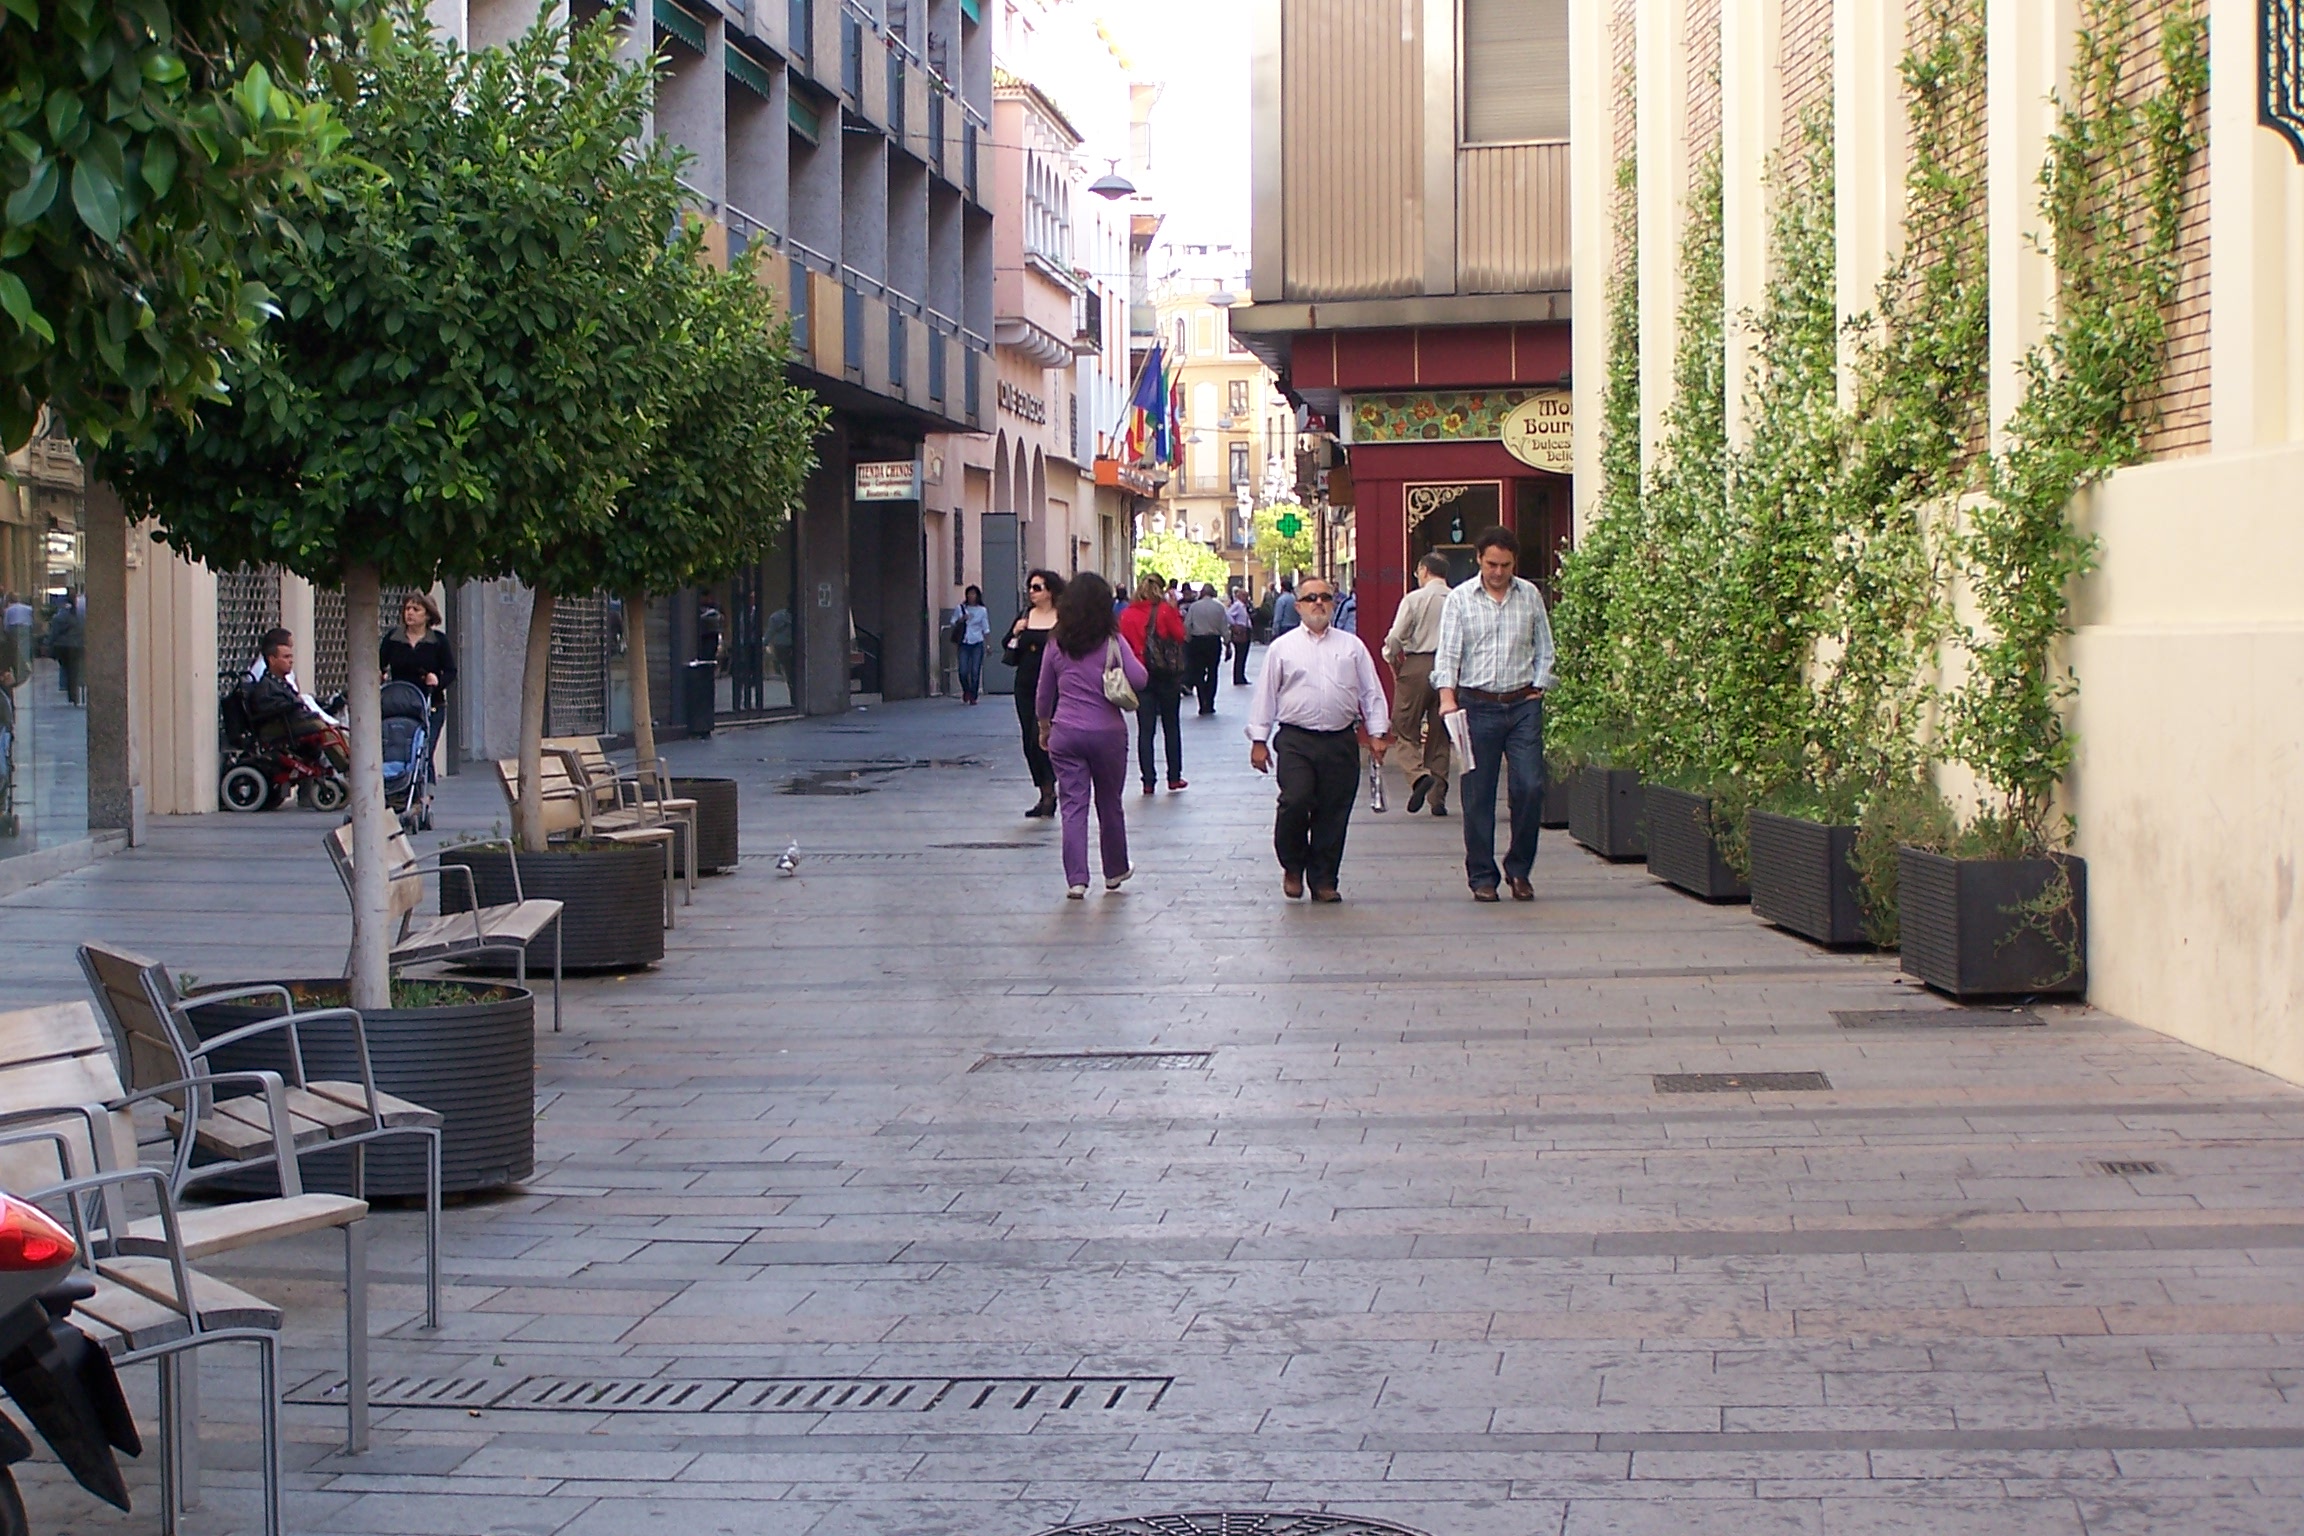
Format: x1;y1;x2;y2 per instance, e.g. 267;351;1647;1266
1034;572;1149;899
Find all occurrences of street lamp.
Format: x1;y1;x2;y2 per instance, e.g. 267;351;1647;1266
1088;160;1136;199
1206;287;1237;308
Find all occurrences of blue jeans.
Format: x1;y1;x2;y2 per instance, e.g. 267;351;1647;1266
957;641;985;700
1459;697;1546;890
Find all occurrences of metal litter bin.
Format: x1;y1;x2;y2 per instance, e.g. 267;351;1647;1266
683;659;717;738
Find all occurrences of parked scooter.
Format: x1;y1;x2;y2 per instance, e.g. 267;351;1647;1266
0;1193;139;1533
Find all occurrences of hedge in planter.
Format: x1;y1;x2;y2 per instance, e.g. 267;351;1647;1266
1644;785;1748;902
1898;848;2086;999
188;978;535;1197
1568;768;1645;861
444;841;665;971
1749;811;1865;946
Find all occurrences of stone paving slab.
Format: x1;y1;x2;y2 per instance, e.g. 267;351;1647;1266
5;695;2304;1533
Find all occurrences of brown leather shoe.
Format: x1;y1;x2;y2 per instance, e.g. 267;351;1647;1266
1471;885;1500;903
1283;871;1305;899
1508;877;1534;901
1310;887;1342;903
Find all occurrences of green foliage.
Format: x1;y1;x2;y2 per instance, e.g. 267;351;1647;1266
1249;503;1315;576
1133;529;1226;589
100;8;693;591
1949;0;2206;847
0;0;358;448
578;249;827;598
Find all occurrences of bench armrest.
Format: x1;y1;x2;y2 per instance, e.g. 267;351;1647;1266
397;838;524;907
116;1069;307;1198
30;1165;193;1310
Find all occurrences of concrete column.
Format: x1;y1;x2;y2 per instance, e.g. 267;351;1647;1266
82;482;137;838
1721;0;1783;448
799;420;853;715
279;572;314;668
1568;0;1615;530
1420;0;1458;295
1636;0;1692;471
1984;0;2074;444
1833;0;1907;406
2207;0;2303;450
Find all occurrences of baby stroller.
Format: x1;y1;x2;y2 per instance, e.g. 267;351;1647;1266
380;679;435;831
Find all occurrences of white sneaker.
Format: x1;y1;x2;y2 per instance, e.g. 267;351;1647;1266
1105;868;1133;891
1067;884;1088;900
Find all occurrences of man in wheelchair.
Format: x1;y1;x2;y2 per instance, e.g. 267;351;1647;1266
241;628;349;774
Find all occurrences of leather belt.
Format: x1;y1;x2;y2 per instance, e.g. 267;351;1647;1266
1458;686;1541;704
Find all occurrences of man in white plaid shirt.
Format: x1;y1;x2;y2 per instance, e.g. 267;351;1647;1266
1434;525;1557;902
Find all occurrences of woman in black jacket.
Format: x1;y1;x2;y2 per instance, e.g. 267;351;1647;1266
379;593;457;711
1003;569;1065;817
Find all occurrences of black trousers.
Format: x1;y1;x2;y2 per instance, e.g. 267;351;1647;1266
1013;671;1053;787
1230;627;1251;684
1186;635;1223;713
1137;673;1184;785
1274;724;1360;891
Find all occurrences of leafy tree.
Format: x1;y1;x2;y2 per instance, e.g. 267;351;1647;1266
0;0;355;447
548;247;825;776
1249;504;1314;578
100;9;692;1006
1133;529;1225;590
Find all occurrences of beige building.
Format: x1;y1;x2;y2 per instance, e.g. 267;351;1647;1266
1154;258;1298;596
1575;0;2304;1083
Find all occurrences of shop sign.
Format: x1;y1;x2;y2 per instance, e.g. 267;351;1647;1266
1498;391;1573;472
1348;389;1574;468
998;380;1047;423
1093;456;1161;497
854;459;920;501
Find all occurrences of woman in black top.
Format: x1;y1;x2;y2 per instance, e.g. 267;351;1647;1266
1003;569;1064;818
379;593;457;711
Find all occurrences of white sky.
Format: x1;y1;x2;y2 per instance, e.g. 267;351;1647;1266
1105;2;1252;253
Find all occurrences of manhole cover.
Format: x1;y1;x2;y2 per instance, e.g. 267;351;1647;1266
1039;1517;1431;1536
1654;1071;1833;1093
973;1051;1213;1073
1835;1008;2043;1029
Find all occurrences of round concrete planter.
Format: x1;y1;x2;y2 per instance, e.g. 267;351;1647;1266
185;979;535;1196
443;843;663;971
671;777;740;873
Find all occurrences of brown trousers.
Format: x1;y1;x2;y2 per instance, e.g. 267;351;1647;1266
1391;651;1451;790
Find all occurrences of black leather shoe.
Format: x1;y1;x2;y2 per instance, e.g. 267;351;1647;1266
1406;776;1430;814
1430;794;1449;818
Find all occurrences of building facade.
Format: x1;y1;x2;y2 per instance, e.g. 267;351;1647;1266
1576;0;2304;1083
1233;0;1576;652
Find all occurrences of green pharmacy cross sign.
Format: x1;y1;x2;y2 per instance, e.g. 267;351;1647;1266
1276;513;1303;538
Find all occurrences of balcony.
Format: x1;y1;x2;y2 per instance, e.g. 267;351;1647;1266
788;0;810;64
886;50;906;138
840;9;863;102
726;205;777;263
1075;289;1103;355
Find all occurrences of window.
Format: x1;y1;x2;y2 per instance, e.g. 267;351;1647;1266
1461;0;1569;144
1173;317;1186;358
954;509;966;584
1229;443;1250;488
1227;379;1248;418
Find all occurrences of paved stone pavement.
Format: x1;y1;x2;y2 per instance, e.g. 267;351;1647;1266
6;693;2304;1535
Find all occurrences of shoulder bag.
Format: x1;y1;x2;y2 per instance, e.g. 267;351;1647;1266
1143;607;1187;677
1101;636;1139;711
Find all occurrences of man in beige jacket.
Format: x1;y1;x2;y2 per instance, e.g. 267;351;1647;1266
1382;553;1455;815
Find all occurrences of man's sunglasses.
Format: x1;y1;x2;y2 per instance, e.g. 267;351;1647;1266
1298;592;1335;604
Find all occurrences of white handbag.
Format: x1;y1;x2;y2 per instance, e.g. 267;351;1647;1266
1101;636;1139;711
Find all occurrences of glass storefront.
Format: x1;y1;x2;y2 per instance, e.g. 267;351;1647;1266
711;525;801;719
0;425;91;858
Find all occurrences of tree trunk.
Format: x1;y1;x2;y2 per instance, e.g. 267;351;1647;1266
518;588;556;852
343;564;391;1012
625;591;656;772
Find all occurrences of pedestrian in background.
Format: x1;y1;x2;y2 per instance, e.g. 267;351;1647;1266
1246;575;1389;903
1184;583;1229;716
1120;574;1189;793
1383;552;1455;816
46;596;83;705
1271;576;1300;638
2;592;29;686
1435;527;1557;902
953;584;990;704
1035;572;1147;899
1226;587;1252;685
1335;585;1357;634
1004;569;1064;818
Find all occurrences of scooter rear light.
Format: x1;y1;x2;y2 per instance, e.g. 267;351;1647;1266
0;1194;76;1270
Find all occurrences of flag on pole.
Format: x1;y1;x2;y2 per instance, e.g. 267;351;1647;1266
1124;344;1165;463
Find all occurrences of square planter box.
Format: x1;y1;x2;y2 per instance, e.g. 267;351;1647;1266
1898;847;2087;999
1644;785;1749;902
1568;767;1645;861
1541;763;1573;828
1749;811;1864;946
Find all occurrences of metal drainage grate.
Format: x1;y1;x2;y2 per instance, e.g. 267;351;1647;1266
973;1051;1214;1073
1654;1071;1833;1094
2098;1160;2167;1176
1039;1516;1432;1536
288;1373;1170;1415
933;841;1042;851
807;851;925;862
1835;1008;2043;1029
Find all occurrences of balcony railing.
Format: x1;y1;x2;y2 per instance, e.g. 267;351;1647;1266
964;349;980;418
928;90;945;172
726;204;777;262
888;304;906;388
789;257;810;352
963;123;979;200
